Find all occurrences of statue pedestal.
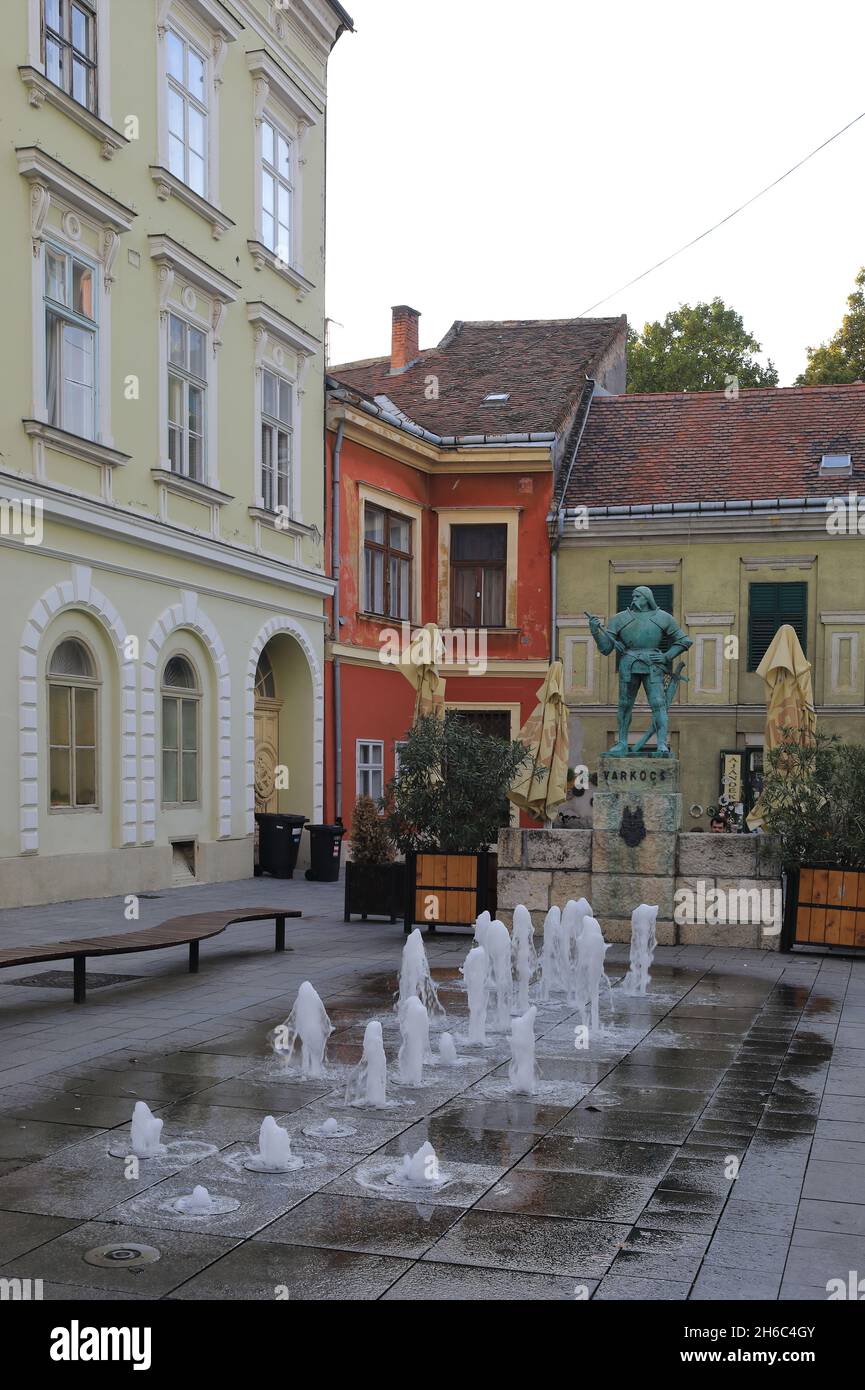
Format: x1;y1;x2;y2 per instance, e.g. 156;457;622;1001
591;755;681;929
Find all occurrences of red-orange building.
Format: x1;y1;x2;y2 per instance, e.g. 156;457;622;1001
323;307;626;829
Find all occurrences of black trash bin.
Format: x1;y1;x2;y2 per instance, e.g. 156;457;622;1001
305;822;345;882
255;813;307;879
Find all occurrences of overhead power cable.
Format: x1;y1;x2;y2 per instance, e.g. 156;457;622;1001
579;107;865;316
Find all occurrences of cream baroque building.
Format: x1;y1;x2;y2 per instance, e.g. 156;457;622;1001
0;0;353;907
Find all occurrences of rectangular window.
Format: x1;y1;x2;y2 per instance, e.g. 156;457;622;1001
43;0;97;112
356;740;384;801
261;368;293;513
167;312;207;481
450;524;507;628
363;504;412;619
260;117;293;262
165;26;208;196
49;684;97;808
748;582;808;671
44;243;97;440
162;695;199;804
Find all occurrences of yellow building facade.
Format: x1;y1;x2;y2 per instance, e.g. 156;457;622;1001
555;387;865;822
0;0;352;907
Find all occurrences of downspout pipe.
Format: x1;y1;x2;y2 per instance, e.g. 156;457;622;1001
332;419;345;822
549;380;594;663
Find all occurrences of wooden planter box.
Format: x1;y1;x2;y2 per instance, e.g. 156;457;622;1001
404;850;497;934
344;861;406;923
782;864;865;953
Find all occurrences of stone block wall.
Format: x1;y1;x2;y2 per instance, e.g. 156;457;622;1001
497;828;782;951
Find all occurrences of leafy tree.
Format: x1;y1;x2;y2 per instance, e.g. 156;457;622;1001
796;268;865;384
627;298;779;393
760;730;865;869
349;794;395;865
385;713;528;854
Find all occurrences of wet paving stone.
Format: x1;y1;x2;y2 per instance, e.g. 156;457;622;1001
518;1134;677;1179
0;1088;161;1130
0;1209;80;1262
377;1117;536;1168
703;1227;791;1275
478;1170;657;1223
594;1274;692;1300
552;1108;694;1145
0;1219;238;1297
325;1153;503;1209
607;1226;712;1282
796;1198;865;1238
259;1192;463;1258
637;1188;726;1235
96;1051;252;1080
422;1209;631;1278
58;1070;215;1104
171;1238;411;1300
382;1259;588;1300
580;1086;705;1117
801;1158;865;1204
431;1098;572;1134
0;1116;101;1166
689;1267;783;1300
0;1132;198;1219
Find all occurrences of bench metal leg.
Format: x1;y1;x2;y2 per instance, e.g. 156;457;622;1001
275;916;286;953
73;956;86;1004
189;941;200;973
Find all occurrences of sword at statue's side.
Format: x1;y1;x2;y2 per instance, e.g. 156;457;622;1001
631;659;689;755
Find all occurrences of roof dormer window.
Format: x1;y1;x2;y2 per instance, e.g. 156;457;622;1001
482;392;510;404
820;453;852;474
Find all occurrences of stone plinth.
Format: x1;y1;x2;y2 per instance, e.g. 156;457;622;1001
591;755;681;941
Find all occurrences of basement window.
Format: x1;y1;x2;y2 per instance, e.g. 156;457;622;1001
820;453;852;474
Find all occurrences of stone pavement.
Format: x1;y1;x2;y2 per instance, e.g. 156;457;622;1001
0;876;863;1300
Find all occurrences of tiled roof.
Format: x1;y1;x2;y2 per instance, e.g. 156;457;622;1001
563;385;865;508
331;316;626;437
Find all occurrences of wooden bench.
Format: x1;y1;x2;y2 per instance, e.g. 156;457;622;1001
0;908;301;1004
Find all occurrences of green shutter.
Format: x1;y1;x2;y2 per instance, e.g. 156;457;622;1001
748;583;807;670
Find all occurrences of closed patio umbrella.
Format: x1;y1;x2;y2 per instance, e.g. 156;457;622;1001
507;661;569;824
399;622;446;724
746;624;816;831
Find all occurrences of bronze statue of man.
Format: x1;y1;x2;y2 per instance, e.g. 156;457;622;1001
586;586;691;757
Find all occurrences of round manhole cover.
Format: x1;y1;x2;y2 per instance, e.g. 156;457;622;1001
83;1243;161;1268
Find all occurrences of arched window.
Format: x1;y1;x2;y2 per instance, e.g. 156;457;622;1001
161;654;200;806
255;650;276;700
48;637;99;808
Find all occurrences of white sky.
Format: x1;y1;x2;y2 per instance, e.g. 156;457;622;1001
325;0;865;386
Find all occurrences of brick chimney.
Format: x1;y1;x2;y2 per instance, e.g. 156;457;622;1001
390;305;421;374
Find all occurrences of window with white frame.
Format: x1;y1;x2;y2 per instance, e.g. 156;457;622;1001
43;0;97;112
165;26;208;196
357;741;384;801
161;655;200;806
261;367;292;513
167;312;207;480
48;637;99;809
44;242;97;439
260;116;293;263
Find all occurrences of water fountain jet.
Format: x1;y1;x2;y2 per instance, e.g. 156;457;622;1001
272;981;333;1078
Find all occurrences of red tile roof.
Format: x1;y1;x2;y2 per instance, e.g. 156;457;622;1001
331;316;626;437
563;385;865;508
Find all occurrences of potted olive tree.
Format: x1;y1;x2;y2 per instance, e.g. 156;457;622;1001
385;713;528;933
761;731;865;953
343;795;406;923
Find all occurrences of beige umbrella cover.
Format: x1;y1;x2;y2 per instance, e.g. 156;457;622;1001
508;660;570;823
399;622;446;723
746;624;816;831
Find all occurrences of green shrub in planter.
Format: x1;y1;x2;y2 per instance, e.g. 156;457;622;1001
761;729;865;870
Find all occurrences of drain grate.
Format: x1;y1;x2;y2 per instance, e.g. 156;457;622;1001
12;970;142;991
83;1243;161;1268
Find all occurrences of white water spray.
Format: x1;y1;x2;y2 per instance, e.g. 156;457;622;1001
397;995;430;1086
130;1101;165;1158
345;1019;388;1107
272;981;333;1078
511;904;538;1011
461;944;488;1044
623;904;659;995
397;928;442;1016
508;1005;538;1095
485;919;513;1030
